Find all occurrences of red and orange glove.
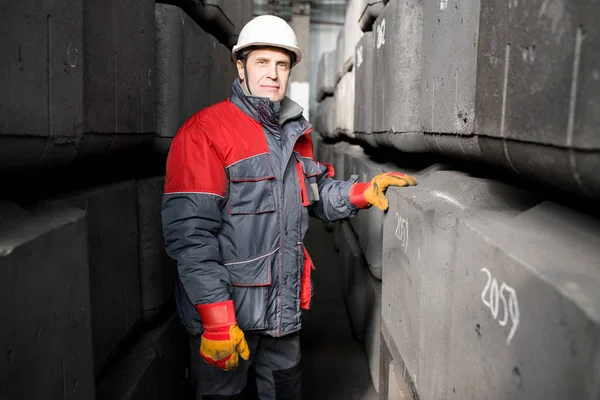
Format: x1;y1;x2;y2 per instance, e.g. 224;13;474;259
350;172;417;211
196;300;250;371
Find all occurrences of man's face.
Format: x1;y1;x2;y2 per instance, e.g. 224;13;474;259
237;47;292;102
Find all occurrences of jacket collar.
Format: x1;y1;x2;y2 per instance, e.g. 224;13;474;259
230;79;305;127
280;96;304;125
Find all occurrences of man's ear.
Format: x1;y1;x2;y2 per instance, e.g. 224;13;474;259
236;59;245;81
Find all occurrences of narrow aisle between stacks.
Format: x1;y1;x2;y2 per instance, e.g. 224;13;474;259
301;218;378;400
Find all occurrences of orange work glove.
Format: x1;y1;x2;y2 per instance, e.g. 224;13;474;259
196;300;250;371
350;172;417;211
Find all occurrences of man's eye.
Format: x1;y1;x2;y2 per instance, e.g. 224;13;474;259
257;60;266;65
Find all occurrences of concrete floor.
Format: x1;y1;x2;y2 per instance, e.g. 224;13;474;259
300;218;378;400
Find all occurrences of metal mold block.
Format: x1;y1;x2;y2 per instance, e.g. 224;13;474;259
44;181;141;374
371;1;423;139
354;32;375;137
447;202;600;400
316;50;336;102
0;204;95;399
137;176;176;323
334;70;356;139
381;171;538;400
421;0;481;135
359;0;387;33
342;0;365;71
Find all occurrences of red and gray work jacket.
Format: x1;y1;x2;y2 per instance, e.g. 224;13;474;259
162;79;359;337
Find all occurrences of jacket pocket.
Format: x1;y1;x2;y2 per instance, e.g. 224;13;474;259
295;153;321;207
224;247;278;330
228;153;276;215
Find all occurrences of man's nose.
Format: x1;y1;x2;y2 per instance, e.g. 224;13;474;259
266;63;278;80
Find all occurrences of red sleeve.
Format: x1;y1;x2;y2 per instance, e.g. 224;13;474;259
164;124;227;196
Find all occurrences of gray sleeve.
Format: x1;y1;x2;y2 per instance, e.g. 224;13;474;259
161;192;231;305
309;163;360;222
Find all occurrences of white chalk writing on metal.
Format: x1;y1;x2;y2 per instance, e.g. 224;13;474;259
394;212;408;253
356;45;363;68
480;268;520;345
376;19;386;49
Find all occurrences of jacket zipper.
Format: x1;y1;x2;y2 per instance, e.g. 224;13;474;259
276;124;309;335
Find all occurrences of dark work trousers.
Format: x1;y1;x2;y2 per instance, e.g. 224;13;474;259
189;332;302;400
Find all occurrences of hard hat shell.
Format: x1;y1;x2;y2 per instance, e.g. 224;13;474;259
232;15;302;67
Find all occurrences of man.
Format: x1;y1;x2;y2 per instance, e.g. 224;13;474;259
161;15;417;400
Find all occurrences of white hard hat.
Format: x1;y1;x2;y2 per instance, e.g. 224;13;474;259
232;15;302;66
